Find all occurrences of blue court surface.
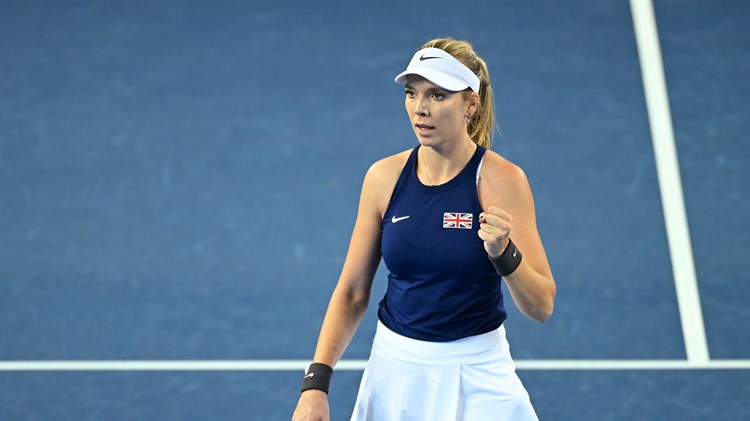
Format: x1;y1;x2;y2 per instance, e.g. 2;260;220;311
1;0;749;420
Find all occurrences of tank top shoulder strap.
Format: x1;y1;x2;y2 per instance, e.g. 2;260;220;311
384;146;419;217
471;145;487;186
469;145;486;171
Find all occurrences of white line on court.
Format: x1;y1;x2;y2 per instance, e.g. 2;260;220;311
1;359;749;371
629;0;710;363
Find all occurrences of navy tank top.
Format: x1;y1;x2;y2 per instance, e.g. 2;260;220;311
378;145;507;342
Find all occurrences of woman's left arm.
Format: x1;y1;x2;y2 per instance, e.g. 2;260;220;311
478;156;556;323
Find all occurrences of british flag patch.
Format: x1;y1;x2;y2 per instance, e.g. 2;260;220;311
443;212;473;229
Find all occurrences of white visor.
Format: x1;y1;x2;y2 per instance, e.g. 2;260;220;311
394;47;480;92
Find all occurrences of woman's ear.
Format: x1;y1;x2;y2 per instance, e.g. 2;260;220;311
466;91;480;117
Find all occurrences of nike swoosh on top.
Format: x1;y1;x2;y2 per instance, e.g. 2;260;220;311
419;54;441;61
391;215;410;223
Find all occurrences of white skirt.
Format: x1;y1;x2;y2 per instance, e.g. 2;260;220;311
351;321;538;421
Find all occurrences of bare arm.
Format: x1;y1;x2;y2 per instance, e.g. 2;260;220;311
311;168;384;367
478;152;556;322
293;154;404;421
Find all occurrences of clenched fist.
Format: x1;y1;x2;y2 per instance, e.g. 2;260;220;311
477;206;512;258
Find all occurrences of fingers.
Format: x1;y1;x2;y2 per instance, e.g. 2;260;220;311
478;207;512;258
478;223;510;258
477;227;495;242
479;222;508;238
478;221;510;244
479;207;512;233
477;217;510;240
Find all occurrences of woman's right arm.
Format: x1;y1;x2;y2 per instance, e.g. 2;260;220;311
292;156;401;421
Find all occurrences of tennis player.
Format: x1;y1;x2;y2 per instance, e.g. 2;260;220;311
293;38;556;421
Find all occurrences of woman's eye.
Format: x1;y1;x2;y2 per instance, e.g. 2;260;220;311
431;92;446;100
405;90;416;98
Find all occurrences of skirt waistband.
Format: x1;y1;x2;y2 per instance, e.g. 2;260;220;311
372;320;509;365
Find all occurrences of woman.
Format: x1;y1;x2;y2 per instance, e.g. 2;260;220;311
293;38;556;421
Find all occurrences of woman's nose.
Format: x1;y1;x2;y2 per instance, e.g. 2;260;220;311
414;95;429;116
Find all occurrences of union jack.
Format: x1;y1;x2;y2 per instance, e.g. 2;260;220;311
443;212;473;229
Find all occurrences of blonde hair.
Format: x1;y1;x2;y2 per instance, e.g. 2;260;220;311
420;38;497;148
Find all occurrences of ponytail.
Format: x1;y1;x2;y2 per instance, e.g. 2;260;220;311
420;38;498;148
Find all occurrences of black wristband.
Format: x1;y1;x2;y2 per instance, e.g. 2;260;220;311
489;239;523;276
301;362;333;394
